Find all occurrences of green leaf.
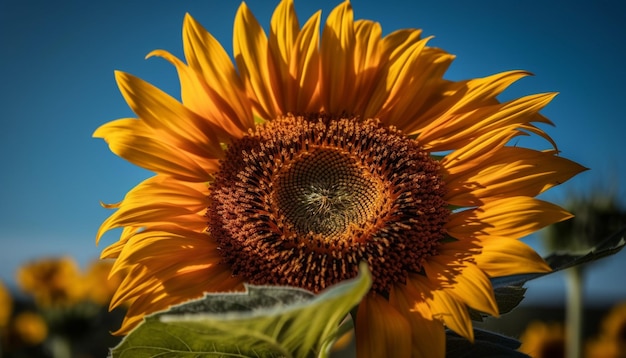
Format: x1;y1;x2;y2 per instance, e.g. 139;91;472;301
110;263;372;358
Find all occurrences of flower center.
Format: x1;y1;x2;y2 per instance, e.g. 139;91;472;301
207;114;448;293
274;148;381;239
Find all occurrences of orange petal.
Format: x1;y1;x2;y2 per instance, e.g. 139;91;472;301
420;92;556;151
389;283;445;358
94;123;216;182
355;293;411;358
183;14;254;131
430;287;474;342
409;274;474;342
289;10;322;112
473;237;551;277
423;70;532;120
351;19;383;115
444;146;587;206
268;0;299;113
146;49;246;139
447;196;573;240
320;1;356;114
234;2;280;119
114;71;224;158
96;176;208;242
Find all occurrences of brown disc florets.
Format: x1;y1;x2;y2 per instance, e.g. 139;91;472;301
207;114;448;293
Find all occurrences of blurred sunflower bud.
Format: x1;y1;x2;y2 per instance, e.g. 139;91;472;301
542;192;626;254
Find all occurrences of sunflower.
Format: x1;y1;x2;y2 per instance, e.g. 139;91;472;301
518;321;566;358
586;303;626;358
11;311;48;346
0;280;12;329
82;259;123;306
95;0;585;356
16;257;85;308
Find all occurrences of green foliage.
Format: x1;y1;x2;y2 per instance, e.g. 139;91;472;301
110;263;371;358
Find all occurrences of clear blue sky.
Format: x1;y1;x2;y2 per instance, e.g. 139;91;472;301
1;0;625;305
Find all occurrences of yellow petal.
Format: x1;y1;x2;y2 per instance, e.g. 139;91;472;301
113;230;220;277
380;39;455;131
427;259;499;317
234;2;279;119
96;176;208;242
351;19;383;115
430;287;474;342
320;1;355;114
147;49;246;139
444;146;588;206
473;237;551;277
111;263;242;335
396;48;455;135
389;283;445;358
114;71;225;158
425;70;532;119
362;28;422;119
420;92;556;151
447;196;573;240
270;0;299;66
355;293;411;358
183;14;254;131
289;10;322;112
440;125;522;175
409;274;474;342
99;226;140;253
110;243;238;309
94;121;216;182
268;0;299;113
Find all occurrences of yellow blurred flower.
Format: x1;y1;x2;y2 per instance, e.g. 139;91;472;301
83;259;122;306
587;302;626;358
0;279;12;328
12;311;48;346
518;321;565;358
95;0;584;355
16;257;85;307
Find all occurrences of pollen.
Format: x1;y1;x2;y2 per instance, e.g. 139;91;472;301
207;114;449;293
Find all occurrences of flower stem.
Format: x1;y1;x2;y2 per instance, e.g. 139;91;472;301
566;265;584;358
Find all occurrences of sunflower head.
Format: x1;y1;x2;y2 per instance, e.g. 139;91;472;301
207;114;449;294
519;321;566;358
95;0;586;356
16;257;85;308
0;280;12;329
586;302;626;357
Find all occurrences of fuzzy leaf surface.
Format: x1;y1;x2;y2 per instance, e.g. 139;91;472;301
110;263;372;358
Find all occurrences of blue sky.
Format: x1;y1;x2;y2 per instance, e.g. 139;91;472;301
1;0;625;305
